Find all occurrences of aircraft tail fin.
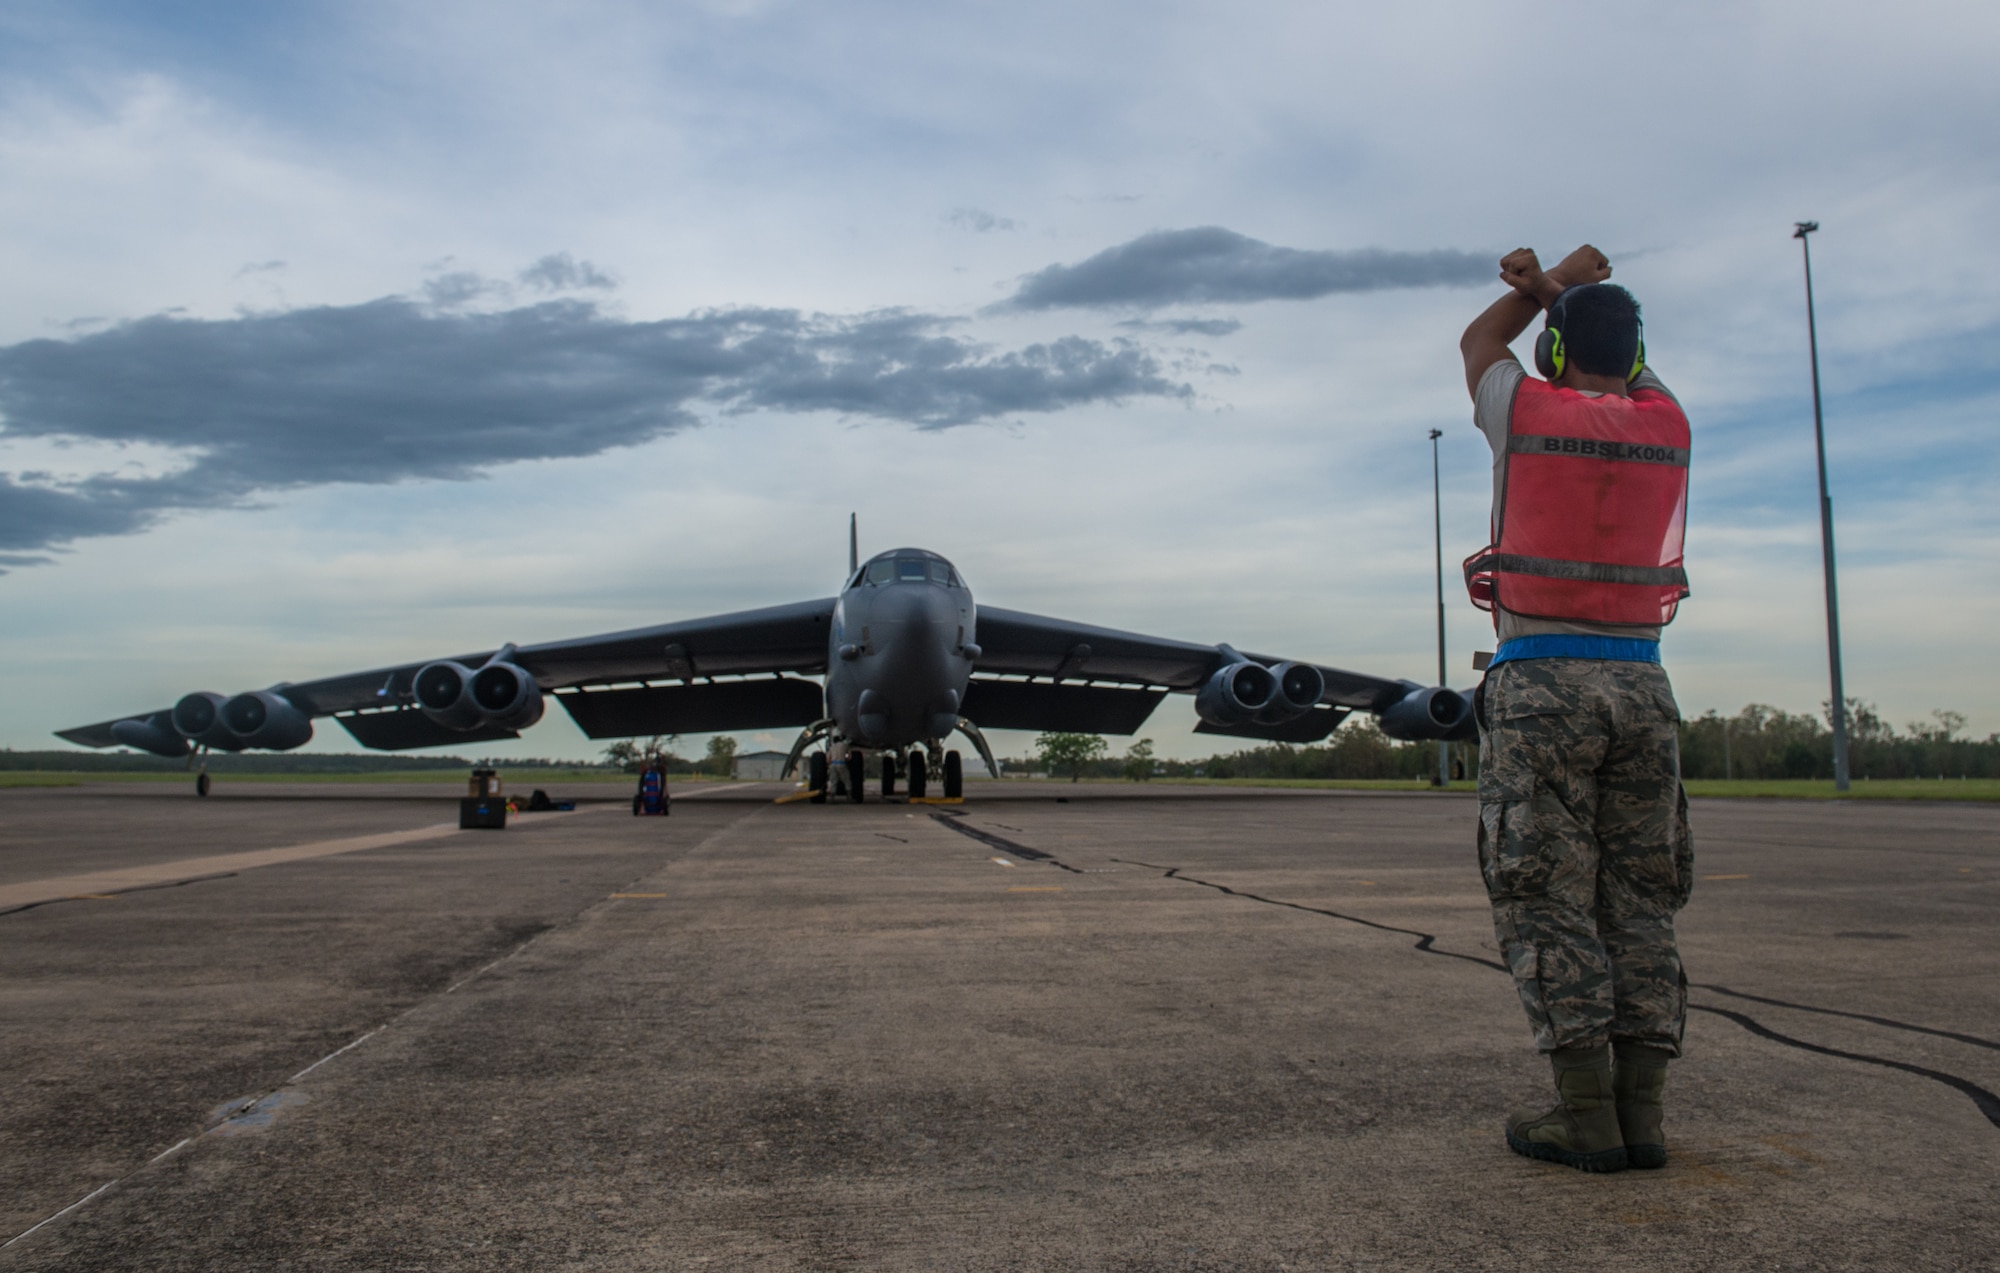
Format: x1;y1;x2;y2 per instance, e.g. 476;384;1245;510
848;513;858;575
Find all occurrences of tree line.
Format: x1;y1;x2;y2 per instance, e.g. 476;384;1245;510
1677;702;2000;780
1005;719;1471;782
1006;697;2000;783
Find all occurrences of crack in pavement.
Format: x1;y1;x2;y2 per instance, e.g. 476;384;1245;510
930;812;1086;873
1694;983;2000;1053
1117;858;1508;972
1691;1005;2000;1129
938;817;2000;1135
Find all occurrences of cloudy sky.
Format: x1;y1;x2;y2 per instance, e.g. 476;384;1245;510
5;0;1998;761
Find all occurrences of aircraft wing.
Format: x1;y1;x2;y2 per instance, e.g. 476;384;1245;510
966;606;1432;743
58;598;839;755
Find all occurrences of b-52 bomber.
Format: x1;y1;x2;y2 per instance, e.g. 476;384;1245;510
58;520;1476;801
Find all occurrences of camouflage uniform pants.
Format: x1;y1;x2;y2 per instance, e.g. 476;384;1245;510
1476;658;1695;1055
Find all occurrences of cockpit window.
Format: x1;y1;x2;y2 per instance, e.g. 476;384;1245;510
928;561;956;585
897;558;929;582
865;559;895;585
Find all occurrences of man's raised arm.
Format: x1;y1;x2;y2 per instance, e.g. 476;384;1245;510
1458;245;1613;398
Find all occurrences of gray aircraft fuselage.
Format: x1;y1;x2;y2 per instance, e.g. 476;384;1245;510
824;548;974;751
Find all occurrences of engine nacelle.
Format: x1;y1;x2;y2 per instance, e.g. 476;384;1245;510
468;662;545;732
1194;661;1278;727
1254;662;1326;724
221;691;314;751
110;713;192;759
414;661;485;730
1377;682;1474;742
416;659;544;732
171;692;245;751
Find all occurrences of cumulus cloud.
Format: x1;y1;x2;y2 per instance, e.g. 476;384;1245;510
518;252;615;292
1007;227;1491;310
0;297;1187;562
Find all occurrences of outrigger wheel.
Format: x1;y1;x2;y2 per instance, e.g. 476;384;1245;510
881;753;898;797
846;752;865;803
907;750;928;800
808;751;829;804
195;771;211;798
943;750;963;800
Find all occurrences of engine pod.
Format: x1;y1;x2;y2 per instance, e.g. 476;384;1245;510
1194;662;1278;727
414;661;485;731
469;663;545;732
111;713;192;758
1378;683;1471;741
220;691;314;751
1254;662;1325;724
171;692;244;750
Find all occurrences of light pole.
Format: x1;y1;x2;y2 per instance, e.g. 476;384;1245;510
1794;220;1851;791
1429;428;1449;787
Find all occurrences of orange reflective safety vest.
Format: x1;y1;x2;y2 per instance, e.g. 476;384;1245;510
1464;378;1690;628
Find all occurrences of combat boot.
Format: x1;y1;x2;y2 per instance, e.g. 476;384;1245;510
1613;1042;1672;1169
1506;1044;1628;1173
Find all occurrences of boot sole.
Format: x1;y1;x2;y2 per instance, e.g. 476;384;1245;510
1626;1143;1666;1170
1506;1128;1630;1173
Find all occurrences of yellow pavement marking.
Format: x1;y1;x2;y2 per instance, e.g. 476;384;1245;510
907;797;964;805
1704;873;1751;881
773;790;817;804
69;894;121;901
0;823;463;911
1007;886;1063;893
610;893;668;899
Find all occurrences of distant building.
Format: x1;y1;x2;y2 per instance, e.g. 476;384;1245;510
733;750;790;781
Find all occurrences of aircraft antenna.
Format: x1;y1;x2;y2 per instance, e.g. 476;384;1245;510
849;513;858;575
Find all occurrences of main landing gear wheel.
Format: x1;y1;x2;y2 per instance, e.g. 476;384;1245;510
632;794;643;816
881;753;897;797
847;752;865;803
808;751;829;804
907;750;928;800
943;750;963;800
195;771;211;798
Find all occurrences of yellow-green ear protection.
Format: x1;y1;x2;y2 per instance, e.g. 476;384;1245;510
1534;286;1646;383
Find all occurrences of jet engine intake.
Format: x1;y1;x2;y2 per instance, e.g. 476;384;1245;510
220;691;314;751
416;658;544;732
1194;661;1278;727
1377;682;1474;741
469;663;545;732
1254;662;1326;724
414;661;485;731
171;692;243;750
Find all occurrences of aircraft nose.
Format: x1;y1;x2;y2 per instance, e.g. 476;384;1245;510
874;582;958;630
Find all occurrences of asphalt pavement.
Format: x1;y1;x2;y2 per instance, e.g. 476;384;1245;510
2;781;1995;1270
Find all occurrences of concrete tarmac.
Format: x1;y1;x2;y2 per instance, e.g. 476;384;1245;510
1;781;1995;1270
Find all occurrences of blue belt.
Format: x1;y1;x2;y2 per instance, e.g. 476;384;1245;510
1488;635;1661;668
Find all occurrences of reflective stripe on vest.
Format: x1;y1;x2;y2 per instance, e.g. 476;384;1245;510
1465;379;1691;628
